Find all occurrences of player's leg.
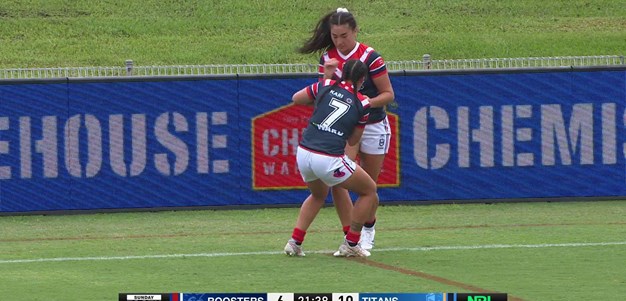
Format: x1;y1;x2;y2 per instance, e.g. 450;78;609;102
357;117;392;250
338;165;377;228
295;180;330;233
333;165;378;257
285;179;329;257
286;146;328;257
331;142;360;235
357;152;384;250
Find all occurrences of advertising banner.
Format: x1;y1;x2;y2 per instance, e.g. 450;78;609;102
0;67;624;213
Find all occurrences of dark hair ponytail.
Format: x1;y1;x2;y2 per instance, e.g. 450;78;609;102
298;9;358;54
341;59;368;99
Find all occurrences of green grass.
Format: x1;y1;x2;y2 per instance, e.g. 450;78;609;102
1;201;625;300
0;0;624;67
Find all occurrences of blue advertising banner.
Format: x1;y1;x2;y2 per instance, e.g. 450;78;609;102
1;78;242;211
396;70;625;200
0;82;71;211
0;67;624;213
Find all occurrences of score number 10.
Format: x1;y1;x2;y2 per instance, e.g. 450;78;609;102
268;293;359;301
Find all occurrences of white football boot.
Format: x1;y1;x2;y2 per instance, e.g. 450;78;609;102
284;239;306;257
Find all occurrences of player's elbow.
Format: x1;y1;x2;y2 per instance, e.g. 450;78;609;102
292;93;311;105
384;90;395;104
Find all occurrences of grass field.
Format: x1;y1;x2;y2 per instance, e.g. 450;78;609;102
1;201;625;300
0;0;625;67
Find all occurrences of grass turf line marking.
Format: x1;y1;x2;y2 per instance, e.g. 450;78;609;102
4;221;625;243
1;241;625;264
351;258;528;301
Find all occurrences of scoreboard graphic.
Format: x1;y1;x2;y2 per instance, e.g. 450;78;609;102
118;293;508;301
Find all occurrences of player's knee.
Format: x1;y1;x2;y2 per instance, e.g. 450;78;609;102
360;181;377;197
311;192;328;202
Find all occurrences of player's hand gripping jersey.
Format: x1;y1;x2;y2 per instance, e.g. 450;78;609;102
319;42;387;123
299;79;371;156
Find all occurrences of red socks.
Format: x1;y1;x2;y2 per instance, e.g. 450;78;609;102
342;225;350;235
345;230;361;246
291;227;306;244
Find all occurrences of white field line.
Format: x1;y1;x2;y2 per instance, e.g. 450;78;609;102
1;241;625;264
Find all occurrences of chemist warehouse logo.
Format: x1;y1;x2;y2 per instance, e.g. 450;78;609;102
251;104;400;190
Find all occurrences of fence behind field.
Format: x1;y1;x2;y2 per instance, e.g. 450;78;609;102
1;55;624;79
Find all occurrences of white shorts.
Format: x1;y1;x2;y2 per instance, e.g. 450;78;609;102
360;116;392;155
296;146;357;187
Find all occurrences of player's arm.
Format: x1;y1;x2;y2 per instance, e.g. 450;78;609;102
292;84;315;105
323;58;339;80
347;125;365;146
348;104;369;146
368;72;395;108
365;54;395;108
